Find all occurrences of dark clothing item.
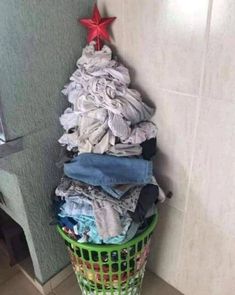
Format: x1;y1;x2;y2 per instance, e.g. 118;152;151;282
141;138;157;160
50;197;65;220
129;184;159;222
56;147;75;168
58;216;77;230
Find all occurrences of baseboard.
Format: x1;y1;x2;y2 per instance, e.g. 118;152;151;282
18;263;73;295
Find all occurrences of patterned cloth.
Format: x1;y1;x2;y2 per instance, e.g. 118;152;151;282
72;215;132;244
55;176;142;213
59;196;94;218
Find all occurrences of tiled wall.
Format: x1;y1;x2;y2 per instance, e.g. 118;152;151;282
98;1;235;294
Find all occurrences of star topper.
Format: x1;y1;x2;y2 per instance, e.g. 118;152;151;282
79;4;116;51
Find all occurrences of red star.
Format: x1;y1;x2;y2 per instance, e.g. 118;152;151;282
79;4;116;50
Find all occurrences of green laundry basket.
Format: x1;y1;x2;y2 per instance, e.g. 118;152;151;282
57;215;158;295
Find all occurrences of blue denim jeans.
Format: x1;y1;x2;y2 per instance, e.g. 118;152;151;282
64;153;153;187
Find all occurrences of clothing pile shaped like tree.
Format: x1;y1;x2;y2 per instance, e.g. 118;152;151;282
59;42;157;156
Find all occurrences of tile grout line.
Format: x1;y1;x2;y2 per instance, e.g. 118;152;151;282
117;0;209;289
184;0;214;224
184;0;214;214
174;0;214;288
159;87;199;99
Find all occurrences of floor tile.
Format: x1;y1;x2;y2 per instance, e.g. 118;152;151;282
54;270;182;295
143;270;183;295
54;273;81;295
0;272;42;295
18;256;35;278
0;242;19;285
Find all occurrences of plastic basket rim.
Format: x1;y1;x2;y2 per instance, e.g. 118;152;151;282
57;214;158;251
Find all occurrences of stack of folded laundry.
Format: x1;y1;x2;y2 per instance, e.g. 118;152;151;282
54;42;165;244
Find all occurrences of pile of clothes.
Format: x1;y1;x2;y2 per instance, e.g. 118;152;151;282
54;42;165;245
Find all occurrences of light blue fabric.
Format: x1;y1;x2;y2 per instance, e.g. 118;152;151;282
72;215;133;244
59;195;93;218
73;215;101;244
64;153;153;186
121;221;140;244
104;216;132;244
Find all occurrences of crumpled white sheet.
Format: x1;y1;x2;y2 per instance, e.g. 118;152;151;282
59;132;79;151
59;42;157;155
122;121;157;144
59;108;80;131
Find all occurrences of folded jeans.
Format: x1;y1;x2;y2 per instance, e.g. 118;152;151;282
64;153;153;186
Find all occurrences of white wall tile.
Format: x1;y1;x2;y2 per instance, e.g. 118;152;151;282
152;89;198;212
148;204;184;287
123;0;209;94
177;218;235;295
203;0;235;101
177;98;235;294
